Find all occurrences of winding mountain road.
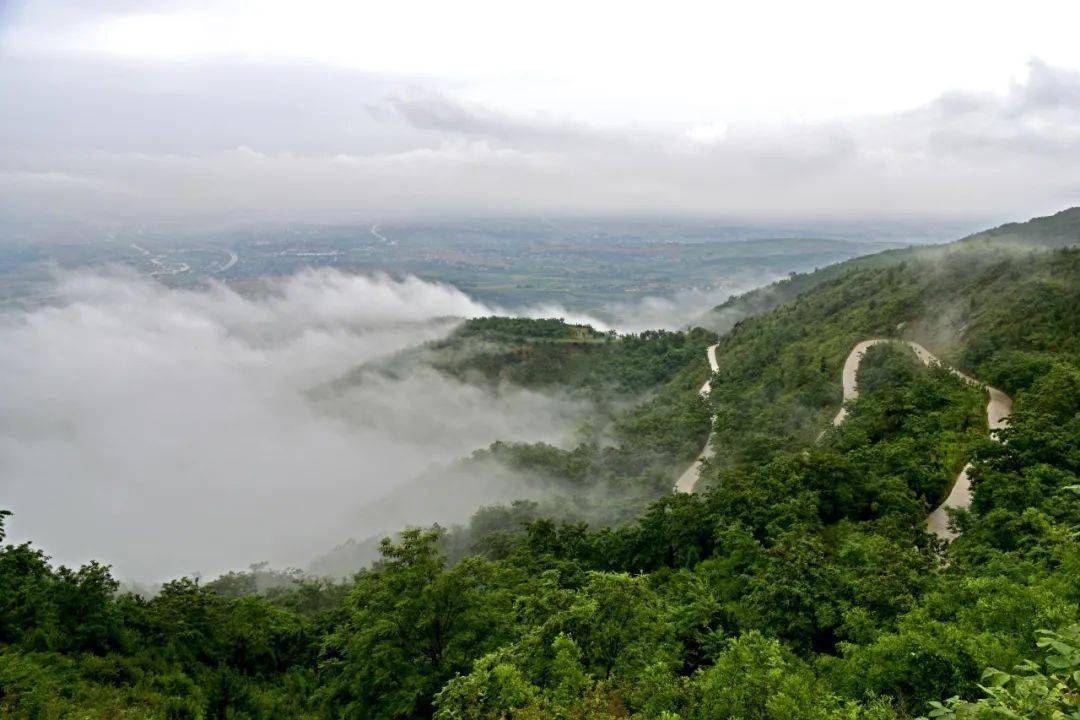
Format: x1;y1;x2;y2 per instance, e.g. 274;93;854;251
833;339;1012;539
673;344;719;493
673;337;1012;540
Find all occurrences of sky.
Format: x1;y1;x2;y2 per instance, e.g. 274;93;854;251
2;0;1080;223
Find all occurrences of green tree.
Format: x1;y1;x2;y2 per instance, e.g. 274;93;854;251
321;528;518;719
919;625;1080;720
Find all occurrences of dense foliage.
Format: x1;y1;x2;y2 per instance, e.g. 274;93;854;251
701;246;1080;475
436;319;719;486
2;212;1079;719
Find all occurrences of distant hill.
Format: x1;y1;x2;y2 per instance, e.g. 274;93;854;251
696;206;1080;333
958;205;1080;249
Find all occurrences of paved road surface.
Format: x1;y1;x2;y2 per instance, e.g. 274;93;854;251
832;339;1012;539
673;344;720;493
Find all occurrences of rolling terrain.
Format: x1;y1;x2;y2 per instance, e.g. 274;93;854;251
1;209;1078;719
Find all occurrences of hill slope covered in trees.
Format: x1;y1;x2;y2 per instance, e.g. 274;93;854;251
1;210;1079;719
699;206;1080;334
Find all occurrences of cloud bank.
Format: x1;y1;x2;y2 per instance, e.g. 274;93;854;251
0;269;596;580
2;58;1080;223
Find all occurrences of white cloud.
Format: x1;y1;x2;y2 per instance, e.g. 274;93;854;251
7;0;1080;124
0;269;594;580
2;57;1079;222
332;140;561;168
685;123;729;146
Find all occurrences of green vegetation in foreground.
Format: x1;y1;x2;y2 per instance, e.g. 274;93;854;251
2;210;1079;719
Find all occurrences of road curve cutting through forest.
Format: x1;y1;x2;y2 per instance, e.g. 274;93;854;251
674;337;1012;541
832;339;1012;540
673;344;720;493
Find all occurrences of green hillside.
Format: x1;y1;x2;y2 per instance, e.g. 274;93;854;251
2;211;1079;719
339;317;718;501
341;316;713;401
702;244;1080;477
309;320;720;575
699;206;1080;334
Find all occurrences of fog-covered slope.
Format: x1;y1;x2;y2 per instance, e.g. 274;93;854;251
698;206;1080;334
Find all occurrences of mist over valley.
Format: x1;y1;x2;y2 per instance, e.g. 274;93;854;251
2;3;1079;717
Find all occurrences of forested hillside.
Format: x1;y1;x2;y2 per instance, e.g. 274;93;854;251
700;206;1080;334
2;212;1079;719
701;244;1080;475
310;320;717;574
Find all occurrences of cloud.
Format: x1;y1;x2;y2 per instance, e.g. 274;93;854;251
596;275;783;333
0;170;126;193
384;89;608;151
1009;60;1080;113
2;58;1080;223
332;140;561;169
0;269;595;580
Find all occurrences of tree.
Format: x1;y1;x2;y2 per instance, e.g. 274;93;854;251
693;632;858;720
918;625;1080;720
321;528;519;720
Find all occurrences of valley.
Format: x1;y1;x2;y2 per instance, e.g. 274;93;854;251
1;208;1078;719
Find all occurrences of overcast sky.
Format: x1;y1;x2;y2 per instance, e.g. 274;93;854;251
3;0;1080;222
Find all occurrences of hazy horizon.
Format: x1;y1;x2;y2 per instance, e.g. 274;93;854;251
3;2;1080;224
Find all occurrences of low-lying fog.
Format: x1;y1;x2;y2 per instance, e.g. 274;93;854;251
0;270;581;579
0;268;765;581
